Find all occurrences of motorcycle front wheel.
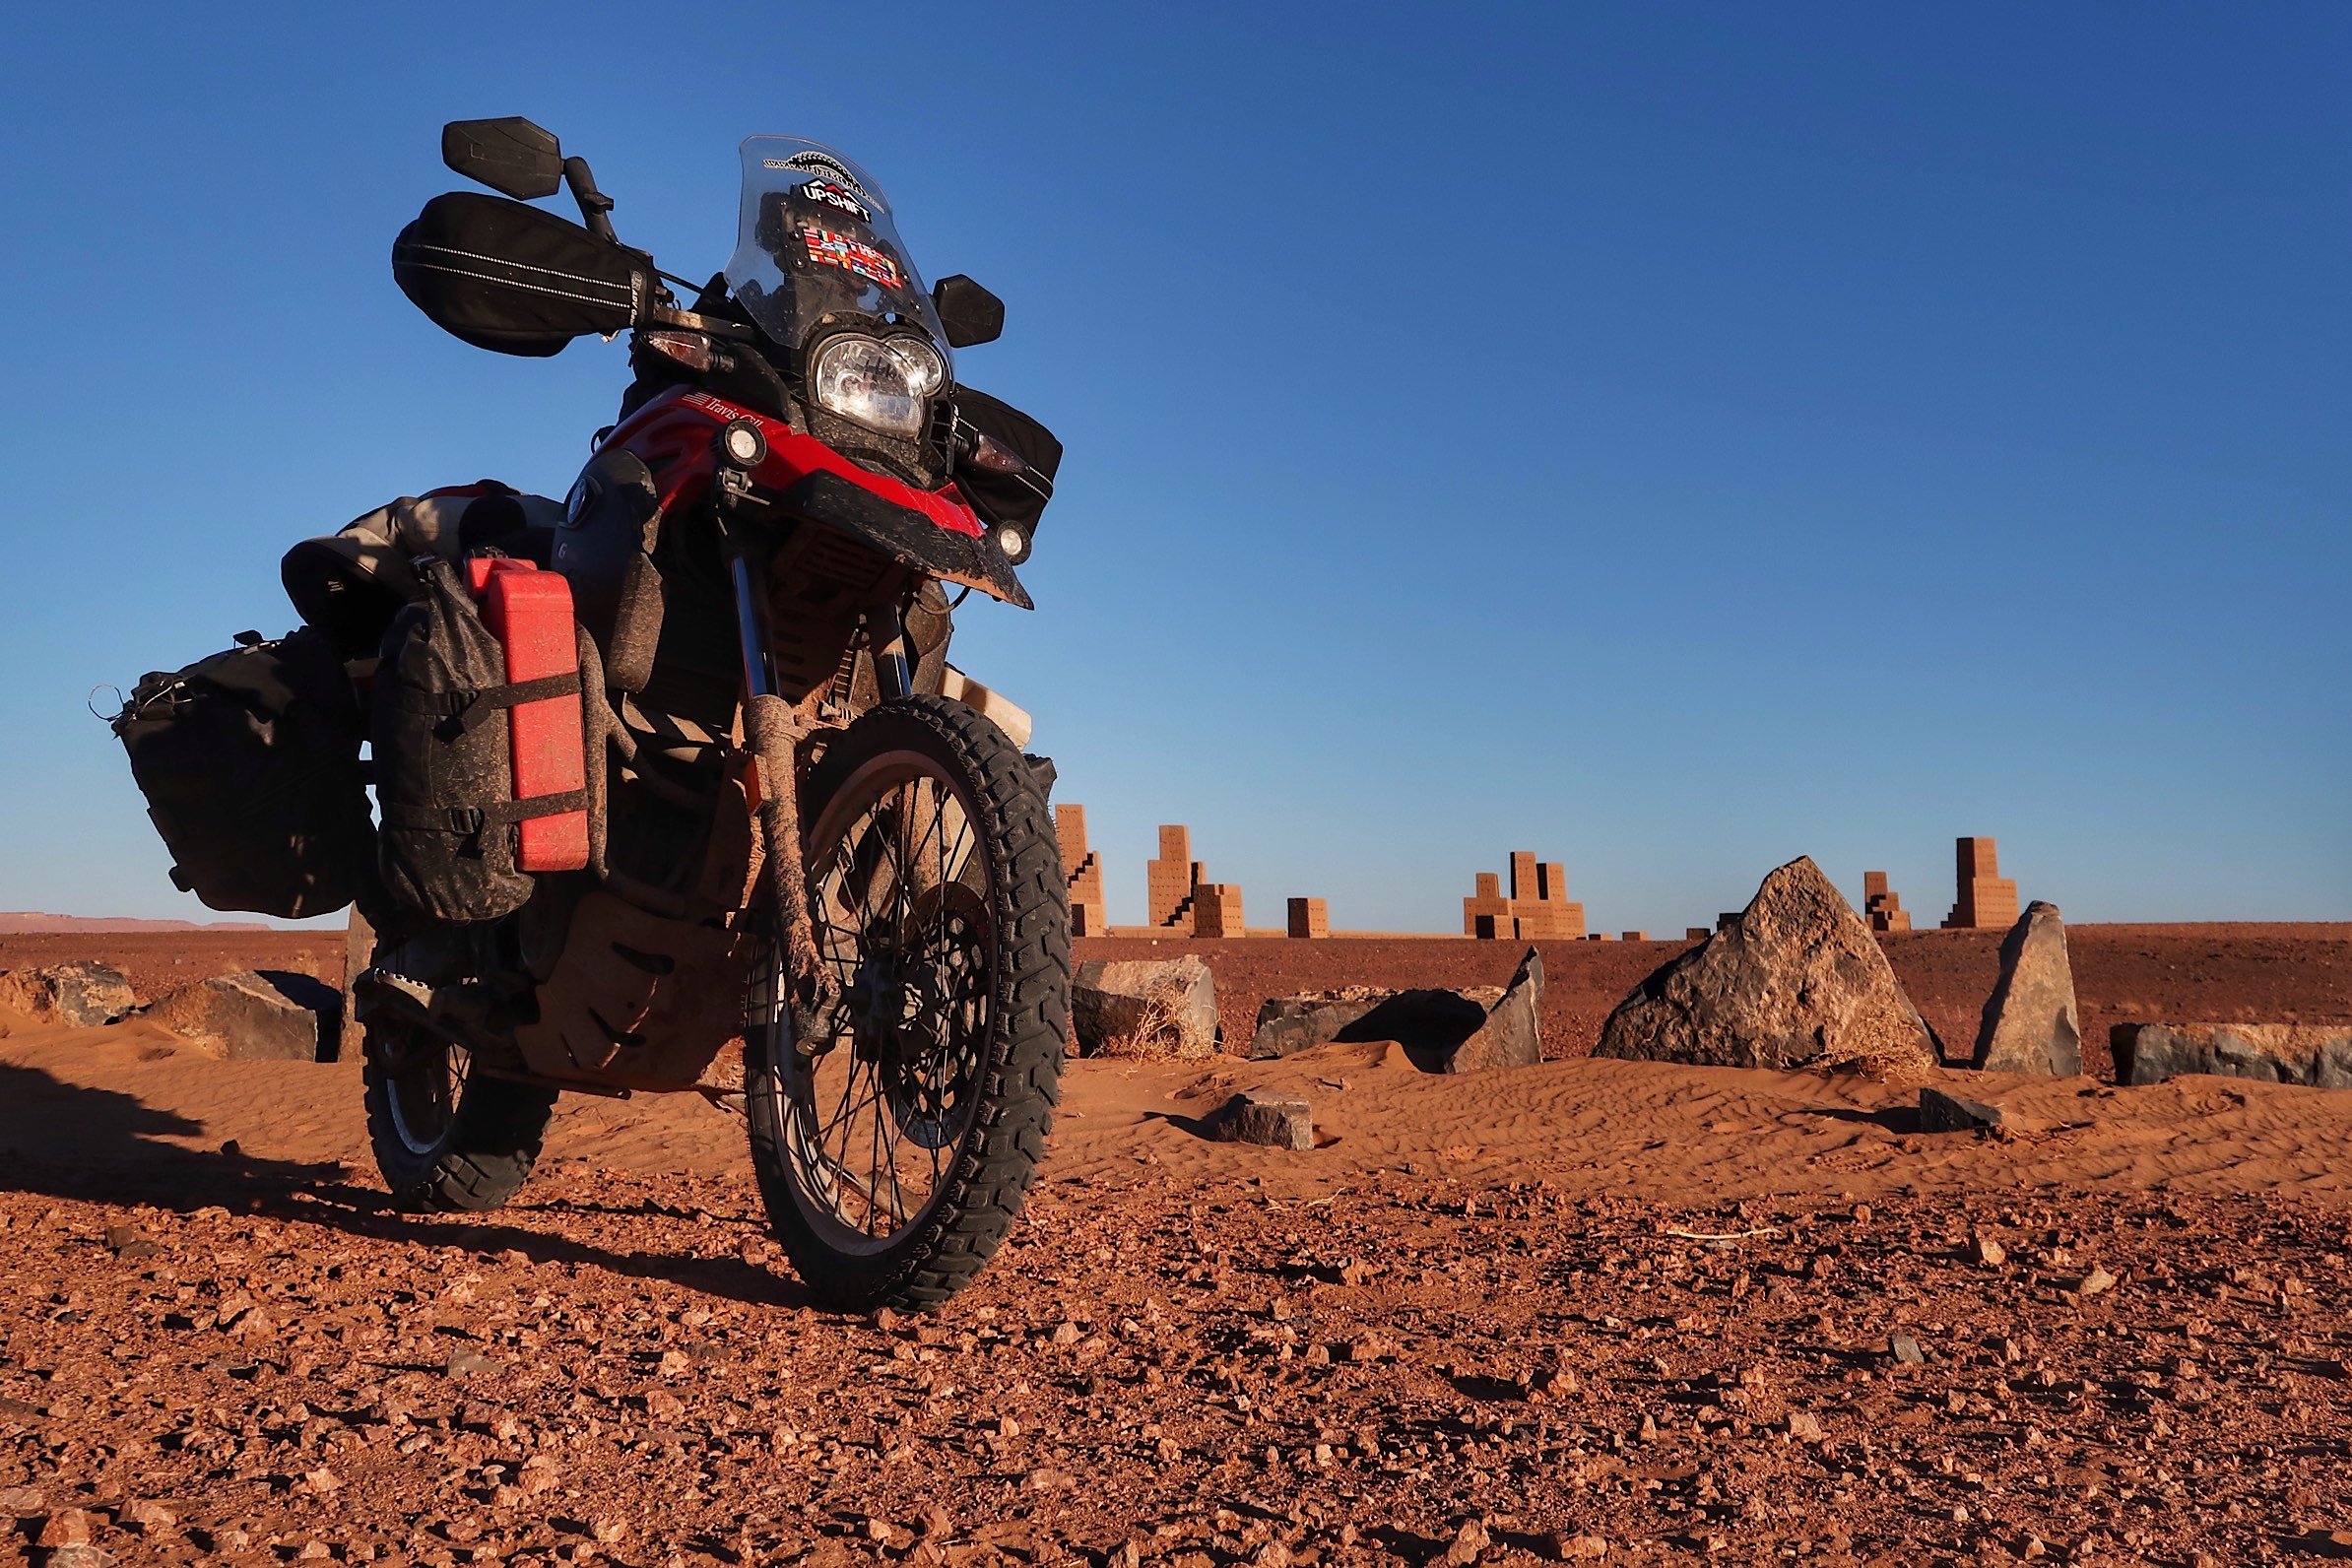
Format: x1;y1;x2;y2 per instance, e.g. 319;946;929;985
745;694;1070;1311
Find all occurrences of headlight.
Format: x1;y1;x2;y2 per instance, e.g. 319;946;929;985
809;334;946;438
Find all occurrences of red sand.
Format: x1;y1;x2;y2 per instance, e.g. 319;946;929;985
1;923;2349;1562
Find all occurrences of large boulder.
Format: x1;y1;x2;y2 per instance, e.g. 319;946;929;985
2113;1023;2352;1089
150;969;337;1062
1072;956;1217;1059
1248;947;1544;1073
1593;857;1938;1077
1973;901;2081;1076
0;963;137;1027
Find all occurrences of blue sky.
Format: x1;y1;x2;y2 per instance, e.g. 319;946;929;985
0;3;2344;932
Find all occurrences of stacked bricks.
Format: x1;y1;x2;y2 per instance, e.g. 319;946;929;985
1287;897;1330;940
1055;804;1109;937
1511;854;1587;941
1862;870;1913;934
1464;872;1516;940
1192;884;1245;938
1685;927;1711;941
1941;837;2020;931
1465;852;1588;940
1621;931;1648;943
1147;825;1196;929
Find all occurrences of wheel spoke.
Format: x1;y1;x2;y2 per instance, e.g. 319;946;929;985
757;744;1008;1254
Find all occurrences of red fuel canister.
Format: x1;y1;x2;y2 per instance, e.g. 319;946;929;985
467;557;590;873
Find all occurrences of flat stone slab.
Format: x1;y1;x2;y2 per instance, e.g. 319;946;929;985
2114;1022;2352;1090
1919;1086;2005;1134
1249;947;1544;1073
149;969;337;1063
1248;990;1387;1061
1209;1090;1314;1150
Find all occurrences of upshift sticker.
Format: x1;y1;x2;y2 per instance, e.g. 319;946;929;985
796;178;871;222
801;227;902;289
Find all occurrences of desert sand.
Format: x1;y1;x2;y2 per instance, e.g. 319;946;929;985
1;926;2349;1563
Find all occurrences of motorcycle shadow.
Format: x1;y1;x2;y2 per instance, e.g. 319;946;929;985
0;1063;809;1309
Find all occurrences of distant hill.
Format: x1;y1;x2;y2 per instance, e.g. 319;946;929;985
0;912;274;934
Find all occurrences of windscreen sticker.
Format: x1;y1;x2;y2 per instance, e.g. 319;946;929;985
801;226;903;289
763;151;873;205
794;178;871;222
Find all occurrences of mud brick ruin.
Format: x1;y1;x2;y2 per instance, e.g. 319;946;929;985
1192;883;1246;938
1464;853;1587;940
1863;870;1913;933
1288;897;1330;939
1942;837;2020;931
1055;805;1109;937
1146;825;1203;930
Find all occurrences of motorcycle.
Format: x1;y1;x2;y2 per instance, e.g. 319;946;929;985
314;119;1067;1311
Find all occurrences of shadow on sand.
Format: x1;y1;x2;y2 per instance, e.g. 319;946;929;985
0;1061;810;1309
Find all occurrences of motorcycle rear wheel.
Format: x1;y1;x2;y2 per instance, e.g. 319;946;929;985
362;1021;556;1211
745;694;1070;1311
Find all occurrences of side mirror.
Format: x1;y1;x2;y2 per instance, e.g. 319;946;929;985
442;117;565;201
932;275;1005;349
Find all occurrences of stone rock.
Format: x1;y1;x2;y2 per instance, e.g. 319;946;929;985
1209;1091;1314;1150
1973;901;2081;1076
1441;946;1543;1073
1249;948;1543;1073
2112;1022;2352;1089
1593;858;1938;1077
1072;957;1217;1059
1248;990;1386;1061
1919;1086;2004;1134
0;962;136;1026
149;969;337;1062
36;1507;92;1547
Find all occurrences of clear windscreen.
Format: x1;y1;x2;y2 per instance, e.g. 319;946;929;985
725;137;949;368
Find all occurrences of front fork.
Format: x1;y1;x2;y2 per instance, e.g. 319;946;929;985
718;481;911;1057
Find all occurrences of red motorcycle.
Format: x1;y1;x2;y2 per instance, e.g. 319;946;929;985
289;120;1069;1310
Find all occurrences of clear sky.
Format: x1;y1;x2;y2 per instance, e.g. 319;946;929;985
1;2;2344;932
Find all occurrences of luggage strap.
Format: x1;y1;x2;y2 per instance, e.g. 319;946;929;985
416;671;582;738
381;790;589;836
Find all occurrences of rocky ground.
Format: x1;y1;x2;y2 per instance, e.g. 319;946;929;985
2;926;2350;1564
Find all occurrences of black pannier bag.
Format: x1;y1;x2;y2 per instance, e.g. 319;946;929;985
111;629;374;920
949;386;1062;536
374;557;582;923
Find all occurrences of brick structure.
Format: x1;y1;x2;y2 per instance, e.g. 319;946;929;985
1464;853;1587;940
1862;870;1913;934
1685;927;1711;941
1192;883;1245;938
1146;825;1197;930
1941;837;2020;931
1287;897;1330;940
1621;931;1649;943
1056;804;1108;937
1464;872;1515;939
